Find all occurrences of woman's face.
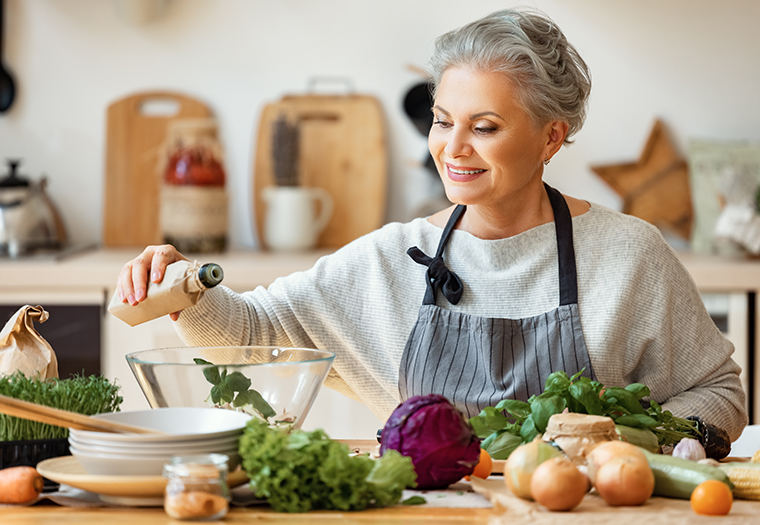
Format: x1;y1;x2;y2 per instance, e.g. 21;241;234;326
428;67;559;208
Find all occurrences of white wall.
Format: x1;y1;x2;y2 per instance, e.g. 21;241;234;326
1;0;759;249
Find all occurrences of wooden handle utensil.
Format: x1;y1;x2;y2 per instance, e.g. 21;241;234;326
0;394;163;434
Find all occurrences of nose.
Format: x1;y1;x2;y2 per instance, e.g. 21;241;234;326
444;128;472;158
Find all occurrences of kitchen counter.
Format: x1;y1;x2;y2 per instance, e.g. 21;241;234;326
0;247;331;292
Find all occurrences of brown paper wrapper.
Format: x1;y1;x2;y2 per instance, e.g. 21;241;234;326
108;260;206;327
0;305;59;379
470;477;760;524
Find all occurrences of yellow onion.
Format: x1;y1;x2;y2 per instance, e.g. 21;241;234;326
505;440;563;500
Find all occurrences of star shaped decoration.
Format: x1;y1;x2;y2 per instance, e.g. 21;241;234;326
591;119;693;240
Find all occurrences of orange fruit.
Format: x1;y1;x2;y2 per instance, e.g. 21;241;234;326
690;479;733;516
465;449;493;480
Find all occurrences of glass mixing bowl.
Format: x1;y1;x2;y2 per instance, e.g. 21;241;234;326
126;346;335;429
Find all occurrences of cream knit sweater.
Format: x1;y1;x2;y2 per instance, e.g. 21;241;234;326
176;203;748;440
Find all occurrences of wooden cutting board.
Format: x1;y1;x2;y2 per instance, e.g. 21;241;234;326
103;91;212;247
253;94;387;249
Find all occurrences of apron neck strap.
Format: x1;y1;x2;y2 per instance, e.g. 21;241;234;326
544;183;578;306
410;185;577;307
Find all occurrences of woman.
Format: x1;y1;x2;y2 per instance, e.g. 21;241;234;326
117;8;747;440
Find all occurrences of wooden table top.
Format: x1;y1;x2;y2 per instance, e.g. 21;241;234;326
0;505;495;524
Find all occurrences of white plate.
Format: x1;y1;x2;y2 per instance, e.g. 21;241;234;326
36;455;248;499
68;439;240;458
69;407;251;443
69;433;239;452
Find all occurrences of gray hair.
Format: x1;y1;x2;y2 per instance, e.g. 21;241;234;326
429;8;591;144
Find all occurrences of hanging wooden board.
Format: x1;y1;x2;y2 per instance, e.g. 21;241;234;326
103;91;212;247
253;94;387;249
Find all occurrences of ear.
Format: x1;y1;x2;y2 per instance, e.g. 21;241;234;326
544;120;569;160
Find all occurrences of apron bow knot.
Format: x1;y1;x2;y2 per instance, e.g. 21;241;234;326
407;246;463;304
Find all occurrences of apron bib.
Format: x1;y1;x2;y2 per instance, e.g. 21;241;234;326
398;184;595;418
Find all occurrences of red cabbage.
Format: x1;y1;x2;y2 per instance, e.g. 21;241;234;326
379;394;481;490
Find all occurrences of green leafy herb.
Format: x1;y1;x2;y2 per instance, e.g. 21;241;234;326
193;358;276;420
0;371;122;441
402;495;426;505
239;418;417;512
469;370;700;459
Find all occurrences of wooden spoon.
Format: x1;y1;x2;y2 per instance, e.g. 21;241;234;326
0;394;163;434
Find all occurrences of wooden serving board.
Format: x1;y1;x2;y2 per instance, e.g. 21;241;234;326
103;91;212;247
253;94;387;249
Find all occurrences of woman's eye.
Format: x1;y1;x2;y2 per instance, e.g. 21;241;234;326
475;126;497;135
433;119;452;129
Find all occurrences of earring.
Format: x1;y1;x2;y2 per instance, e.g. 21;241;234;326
543;157;551;165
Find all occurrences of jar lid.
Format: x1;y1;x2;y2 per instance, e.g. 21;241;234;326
163;453;229;479
545;413;616;437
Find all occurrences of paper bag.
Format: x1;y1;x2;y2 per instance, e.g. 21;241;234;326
0;305;59;379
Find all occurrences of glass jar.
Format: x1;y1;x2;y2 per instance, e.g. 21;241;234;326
163;454;230;521
160;118;228;253
542;413;618;464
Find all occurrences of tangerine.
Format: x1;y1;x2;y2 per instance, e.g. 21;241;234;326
465;449;493;480
690;479;733;516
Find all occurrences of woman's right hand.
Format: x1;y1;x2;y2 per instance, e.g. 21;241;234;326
116;244;190;320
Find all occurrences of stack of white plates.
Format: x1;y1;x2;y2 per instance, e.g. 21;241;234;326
68;407;251;476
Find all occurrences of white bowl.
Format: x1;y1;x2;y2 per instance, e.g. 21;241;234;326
730;424;760;457
68;433;240;453
70;446;241;476
69;407;251;443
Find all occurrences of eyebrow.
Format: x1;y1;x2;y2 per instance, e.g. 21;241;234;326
432;105;505;121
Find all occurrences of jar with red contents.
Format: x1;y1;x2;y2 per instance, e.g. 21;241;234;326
161;119;228;253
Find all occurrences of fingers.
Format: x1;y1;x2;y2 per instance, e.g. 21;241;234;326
170;311;181;322
116;245;189;306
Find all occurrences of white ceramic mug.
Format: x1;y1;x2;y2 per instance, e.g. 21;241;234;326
262;186;333;251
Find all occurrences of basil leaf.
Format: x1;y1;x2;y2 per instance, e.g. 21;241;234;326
625;383;650;400
235;389;277;419
194;358;222;385
210;383;224;404
469;407;509;438
225;371;252;392
402;495;426;506
544;371;571;394
615;413;658;428
604;387;646;415
520;415;538;442
494;399;532;421
482;430;522;460
530;392;566;432
569;380;603;415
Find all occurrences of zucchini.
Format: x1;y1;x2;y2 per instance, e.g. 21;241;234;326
615;425;660;453
641;449;734;499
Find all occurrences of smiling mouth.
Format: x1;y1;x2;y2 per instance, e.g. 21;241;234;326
446;165;486;181
449;167;485;175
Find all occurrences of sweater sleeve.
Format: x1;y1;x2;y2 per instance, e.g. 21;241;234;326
578;214;748;441
172;221;434;420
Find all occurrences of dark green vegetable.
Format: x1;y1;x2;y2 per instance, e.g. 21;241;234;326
193;358;276;420
0;371;122;441
401;495;426;505
239;418;417;513
641;448;733;499
615;425;660;453
469;370;700;459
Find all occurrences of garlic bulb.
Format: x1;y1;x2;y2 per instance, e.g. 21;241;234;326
672;437;706;461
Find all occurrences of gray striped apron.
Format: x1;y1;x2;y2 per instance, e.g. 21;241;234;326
399;183;595;418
